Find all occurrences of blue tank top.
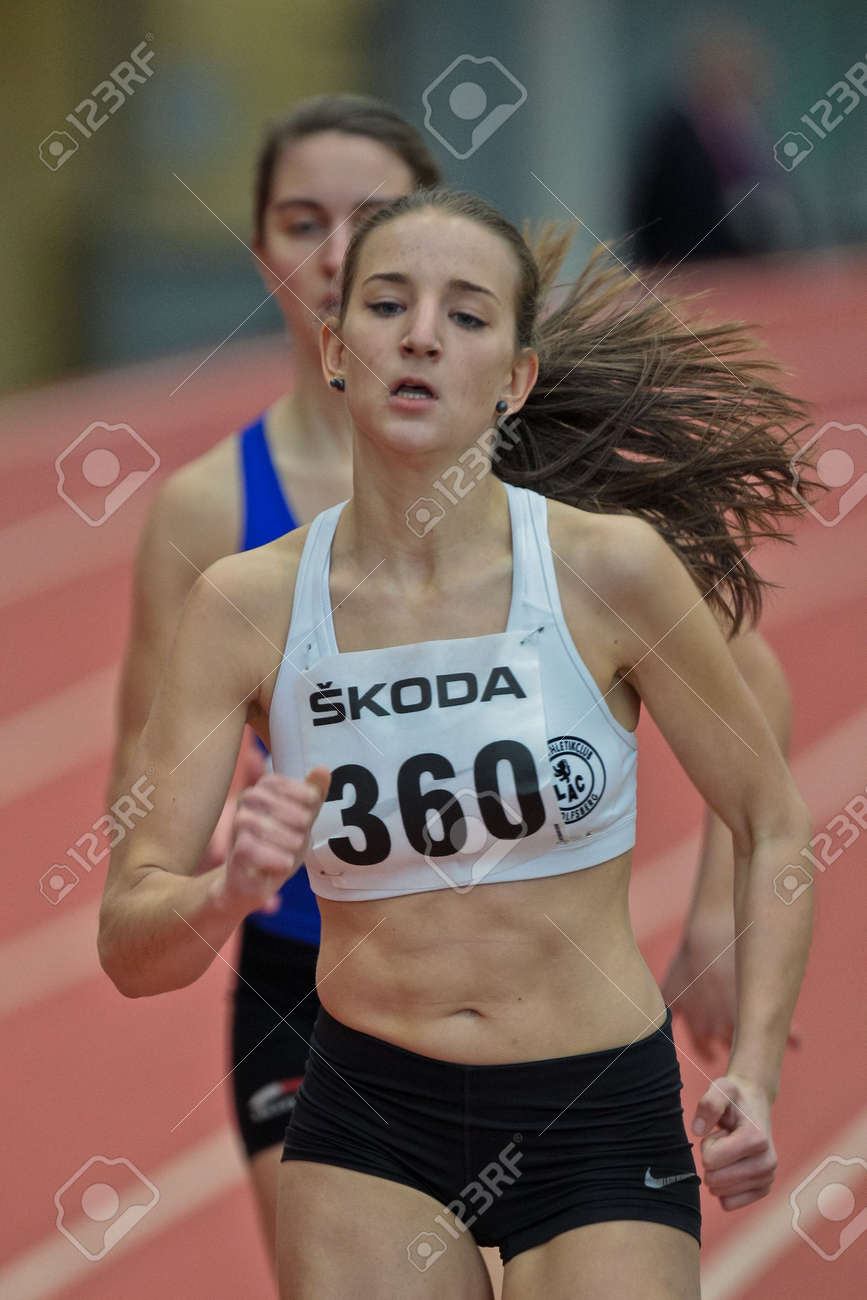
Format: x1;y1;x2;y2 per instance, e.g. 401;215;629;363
239;415;322;946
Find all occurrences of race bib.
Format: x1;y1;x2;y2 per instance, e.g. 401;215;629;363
296;631;564;893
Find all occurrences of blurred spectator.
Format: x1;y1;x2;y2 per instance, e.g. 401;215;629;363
628;14;803;265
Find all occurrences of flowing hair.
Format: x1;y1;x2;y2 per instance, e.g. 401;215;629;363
337;188;817;634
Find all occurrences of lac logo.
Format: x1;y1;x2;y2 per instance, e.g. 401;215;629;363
548;736;606;823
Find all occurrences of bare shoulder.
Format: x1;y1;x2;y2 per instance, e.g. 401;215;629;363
197;524;308;626
545;499;670;602
148;432;242;572
167;527;308;739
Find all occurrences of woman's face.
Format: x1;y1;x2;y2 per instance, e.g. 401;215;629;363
255;130;415;361
326;210;537;461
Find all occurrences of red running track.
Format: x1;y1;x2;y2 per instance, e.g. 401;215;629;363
1;253;865;1298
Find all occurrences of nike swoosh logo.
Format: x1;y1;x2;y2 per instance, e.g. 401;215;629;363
644;1168;694;1189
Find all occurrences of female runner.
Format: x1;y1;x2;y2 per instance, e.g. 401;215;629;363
100;187;814;1297
103;95;795;1287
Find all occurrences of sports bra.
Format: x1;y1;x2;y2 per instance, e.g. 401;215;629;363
269;482;638;901
239;415;321;944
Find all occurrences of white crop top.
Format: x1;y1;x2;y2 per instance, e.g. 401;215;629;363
269;483;638;901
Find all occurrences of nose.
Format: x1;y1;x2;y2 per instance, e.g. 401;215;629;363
400;301;442;359
320;224;351;279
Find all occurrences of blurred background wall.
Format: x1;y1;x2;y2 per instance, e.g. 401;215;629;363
2;0;865;394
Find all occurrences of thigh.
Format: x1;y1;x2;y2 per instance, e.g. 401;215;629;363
480;1246;504;1297
502;1220;699;1300
277;1161;497;1299
248;1143;282;1248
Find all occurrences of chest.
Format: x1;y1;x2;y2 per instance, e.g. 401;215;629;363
326;552;638;731
329;560;514;654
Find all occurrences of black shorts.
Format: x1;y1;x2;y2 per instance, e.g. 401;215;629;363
229;922;321;1159
282;1006;701;1265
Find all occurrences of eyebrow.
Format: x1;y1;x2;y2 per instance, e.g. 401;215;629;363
361;271;501;304
270;197;398;214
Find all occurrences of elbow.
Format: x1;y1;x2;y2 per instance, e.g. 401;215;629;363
97;911;196;1000
735;789;812;865
97;916;140;998
97;897;153;999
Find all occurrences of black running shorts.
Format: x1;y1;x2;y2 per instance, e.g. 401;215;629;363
229;922;320;1158
281;1005;701;1264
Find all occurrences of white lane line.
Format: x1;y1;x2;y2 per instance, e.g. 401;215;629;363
0;1127;247;1300
628;703;867;935
0;665;117;806
0;503;141;612
0;902;100;1017
701;1104;867;1299
0;335;288;470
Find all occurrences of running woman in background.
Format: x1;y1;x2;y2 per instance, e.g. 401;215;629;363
101;187;814;1298
104;93;440;1255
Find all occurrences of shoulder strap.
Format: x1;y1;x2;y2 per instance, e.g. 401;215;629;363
282;501;347;670
503;482;554;629
239;416;297;550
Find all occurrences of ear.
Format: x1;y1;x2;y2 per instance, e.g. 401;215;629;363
503;347;539;410
320;317;345;387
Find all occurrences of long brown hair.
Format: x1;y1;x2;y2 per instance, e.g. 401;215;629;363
253;94;443;243
338;187;816;635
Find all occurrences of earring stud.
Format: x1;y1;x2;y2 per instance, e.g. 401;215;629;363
329;376;345;391
496;400;508;413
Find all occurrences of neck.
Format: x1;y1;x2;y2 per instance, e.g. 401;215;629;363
340;448;511;590
268;351;354;467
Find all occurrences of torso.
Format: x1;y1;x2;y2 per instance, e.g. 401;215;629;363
241;494;666;1065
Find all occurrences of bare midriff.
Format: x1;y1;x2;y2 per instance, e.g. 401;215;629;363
314;848;666;1065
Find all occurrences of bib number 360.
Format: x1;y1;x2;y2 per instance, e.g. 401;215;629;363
325;739;545;866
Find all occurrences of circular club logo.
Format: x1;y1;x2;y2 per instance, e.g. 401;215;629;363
548;736;606;823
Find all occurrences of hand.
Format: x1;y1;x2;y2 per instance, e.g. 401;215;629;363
664;920;802;1061
193;731;267;876
662;924;737;1061
210;767;331;918
692;1074;777;1210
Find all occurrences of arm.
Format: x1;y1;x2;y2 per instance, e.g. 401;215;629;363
98;554;328;998
662;629;799;1057
108;476;215;804
107;457;265;878
108;448;241;804
596;517;812;1207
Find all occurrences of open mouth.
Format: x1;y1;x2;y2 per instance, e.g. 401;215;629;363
389;378;438;401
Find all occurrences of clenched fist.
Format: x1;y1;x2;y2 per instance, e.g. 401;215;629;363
209;766;331;918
